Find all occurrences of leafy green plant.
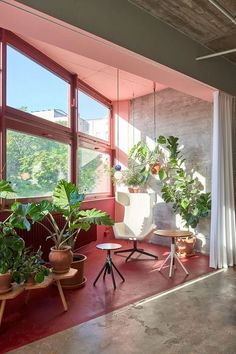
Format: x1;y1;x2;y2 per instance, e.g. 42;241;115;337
0;180;26;278
110;162;147;188
10;180;114;250
128;140;164;177
13;248;49;284
157;135;211;229
123;165;146;187
0;221;25;275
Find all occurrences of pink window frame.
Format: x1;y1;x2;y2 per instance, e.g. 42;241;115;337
0;28;114;200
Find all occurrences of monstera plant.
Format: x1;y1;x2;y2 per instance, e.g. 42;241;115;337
11;180;114;277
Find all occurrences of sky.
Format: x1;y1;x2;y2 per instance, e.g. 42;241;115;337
6;45;109;120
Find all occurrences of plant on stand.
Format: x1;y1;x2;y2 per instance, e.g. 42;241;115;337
11;180;114;287
14;248;50;285
111;160;149;192
129;140;165;175
122;162;148;192
0;180;25;293
157;135;211;256
0;180;46;293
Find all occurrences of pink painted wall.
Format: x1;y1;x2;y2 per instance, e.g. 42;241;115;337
82;198;115;242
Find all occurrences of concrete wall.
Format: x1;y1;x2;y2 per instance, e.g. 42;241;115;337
130;88;213;253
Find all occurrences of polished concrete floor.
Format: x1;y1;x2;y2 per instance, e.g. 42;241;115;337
8;268;236;354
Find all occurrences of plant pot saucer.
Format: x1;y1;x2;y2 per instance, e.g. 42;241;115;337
0;285;12;295
60;276;87;290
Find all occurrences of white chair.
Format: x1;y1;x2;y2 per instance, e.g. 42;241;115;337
113;192;158;262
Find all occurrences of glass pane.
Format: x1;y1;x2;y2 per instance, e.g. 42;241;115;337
6;130;69;198
7;45;69;127
78;90;110;141
78;147;111;193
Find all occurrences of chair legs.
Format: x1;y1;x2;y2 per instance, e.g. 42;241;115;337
115;240;158;262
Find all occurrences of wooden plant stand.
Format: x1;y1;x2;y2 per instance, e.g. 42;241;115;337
0;285;24;326
0;268;78;327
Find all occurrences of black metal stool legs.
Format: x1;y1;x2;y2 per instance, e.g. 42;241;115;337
115;240;158;262
93;250;125;289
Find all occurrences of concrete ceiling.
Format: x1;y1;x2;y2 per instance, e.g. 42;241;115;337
129;0;236;63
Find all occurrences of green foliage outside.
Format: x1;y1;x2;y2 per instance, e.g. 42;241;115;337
7;131;68;197
6;131;103;198
78;149;100;193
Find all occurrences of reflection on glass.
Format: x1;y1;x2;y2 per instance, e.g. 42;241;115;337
78;147;110;193
7;130;69;197
7;46;69;126
78;90;110;141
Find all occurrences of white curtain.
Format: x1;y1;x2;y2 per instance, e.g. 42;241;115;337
210;91;236;268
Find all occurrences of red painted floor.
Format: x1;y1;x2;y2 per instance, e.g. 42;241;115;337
0;240;214;353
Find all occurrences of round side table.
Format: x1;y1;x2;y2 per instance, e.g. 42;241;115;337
154;230;192;277
93;243;125;289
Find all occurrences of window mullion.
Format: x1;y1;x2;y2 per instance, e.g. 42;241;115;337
0;29;7;180
70;74;78;184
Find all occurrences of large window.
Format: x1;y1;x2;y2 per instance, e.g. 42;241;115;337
6;130;69;198
78;147;111;194
0;29;112;200
7;45;69;127
78;90;110;141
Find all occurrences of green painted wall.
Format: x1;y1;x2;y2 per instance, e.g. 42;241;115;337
17;0;236;95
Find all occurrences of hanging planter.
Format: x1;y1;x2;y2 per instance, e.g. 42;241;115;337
150;162;161;174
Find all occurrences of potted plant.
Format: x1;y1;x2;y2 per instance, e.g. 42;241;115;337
10;180;114;286
123;163;147;192
0;221;26;293
0;180;26;293
111;161;148;192
14;247;50;285
129;140;164;175
157;135;211;256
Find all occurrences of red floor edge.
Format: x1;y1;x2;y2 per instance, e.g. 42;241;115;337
0;240;214;353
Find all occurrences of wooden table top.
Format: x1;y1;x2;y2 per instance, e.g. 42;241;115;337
96;243;122;251
154;229;193;238
0;284;24;300
24;276;54;290
52;268;78;281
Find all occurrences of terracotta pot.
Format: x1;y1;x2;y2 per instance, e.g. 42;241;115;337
128;186;142;193
60;254;87;289
49;246;73;274
150;162;160;174
176;235;196;258
133;187;141;193
26;272;36;285
0;273;12;294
